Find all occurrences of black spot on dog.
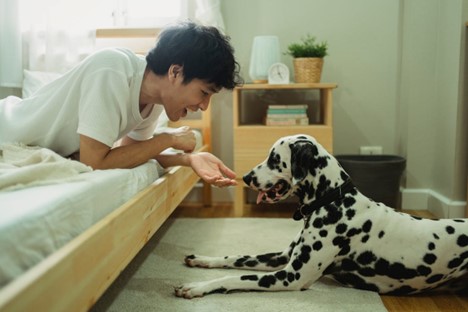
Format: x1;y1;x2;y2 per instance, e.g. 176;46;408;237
245;260;259;267
241;275;259;281
319;230;328;237
433;233;440;240
256;252;289;267
275;270;287;280
357;251;377;265
423;254;437;265
426;274;444;284
312;241;323;251
258;275;277;288
323;205;343;225
312;217;324;229
333;273;380;292
292;259;303;271
346;209;356;220
361;235;370;243
234;256;248;267
343;197;356;208
428;242;435;250
378;231;385;239
299;245;312;263
457;234;468;247
446;226;455;234
336;223;348;234
362;220;372;233
207;287;228;295
447;251;468;269
342;259;359;271
346;228;362;237
417;265;432;276
267;149;281;170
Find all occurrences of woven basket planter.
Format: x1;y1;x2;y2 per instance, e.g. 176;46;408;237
293;57;324;83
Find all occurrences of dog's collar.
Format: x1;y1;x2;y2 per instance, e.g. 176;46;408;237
293;179;355;221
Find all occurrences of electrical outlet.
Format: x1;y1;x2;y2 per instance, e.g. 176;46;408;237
360;146;383;155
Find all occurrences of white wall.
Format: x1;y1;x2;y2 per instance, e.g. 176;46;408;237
399;0;467;217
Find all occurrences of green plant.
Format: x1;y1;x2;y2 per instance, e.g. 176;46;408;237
286;34;328;58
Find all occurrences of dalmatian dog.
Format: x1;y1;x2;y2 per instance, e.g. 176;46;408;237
175;134;468;299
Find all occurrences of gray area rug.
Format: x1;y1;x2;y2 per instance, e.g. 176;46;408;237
92;218;387;312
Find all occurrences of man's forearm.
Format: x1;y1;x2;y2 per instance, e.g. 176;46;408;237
154;153;191;168
80;133;175;170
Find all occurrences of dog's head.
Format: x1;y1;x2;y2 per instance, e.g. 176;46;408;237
243;134;349;204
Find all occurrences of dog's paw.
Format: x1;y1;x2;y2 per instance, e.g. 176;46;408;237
174;282;207;299
184;255;211;268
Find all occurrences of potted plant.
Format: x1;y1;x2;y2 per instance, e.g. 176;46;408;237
286;35;328;83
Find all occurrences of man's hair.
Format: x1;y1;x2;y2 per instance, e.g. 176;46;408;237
146;21;243;90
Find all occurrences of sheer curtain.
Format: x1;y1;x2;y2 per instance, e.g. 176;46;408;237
20;0;96;73
0;0;23;87
195;0;225;32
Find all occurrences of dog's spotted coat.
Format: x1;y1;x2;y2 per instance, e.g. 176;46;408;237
175;134;468;299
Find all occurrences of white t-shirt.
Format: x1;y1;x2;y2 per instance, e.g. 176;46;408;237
0;48;162;156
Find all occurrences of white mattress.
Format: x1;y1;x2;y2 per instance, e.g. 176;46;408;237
0;160;161;287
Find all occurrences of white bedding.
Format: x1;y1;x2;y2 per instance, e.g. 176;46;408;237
0;159;161;287
0;128;203;288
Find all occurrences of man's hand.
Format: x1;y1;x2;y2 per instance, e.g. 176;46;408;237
188;152;237;187
167;126;196;153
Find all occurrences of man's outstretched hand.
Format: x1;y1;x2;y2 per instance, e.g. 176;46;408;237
188;152;237;187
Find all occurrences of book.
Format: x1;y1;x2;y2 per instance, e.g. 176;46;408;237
265;116;309;126
267;108;307;114
266;113;308;118
268;104;308;109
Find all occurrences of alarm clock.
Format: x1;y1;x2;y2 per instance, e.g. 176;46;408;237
268;62;290;84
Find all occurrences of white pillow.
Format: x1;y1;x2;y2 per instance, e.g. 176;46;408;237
22;70;61;98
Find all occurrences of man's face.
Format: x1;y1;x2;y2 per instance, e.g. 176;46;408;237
164;72;219;122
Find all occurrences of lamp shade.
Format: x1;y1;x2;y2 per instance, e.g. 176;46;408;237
248;36;280;83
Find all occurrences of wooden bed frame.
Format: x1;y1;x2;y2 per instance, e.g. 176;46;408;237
0;28;212;311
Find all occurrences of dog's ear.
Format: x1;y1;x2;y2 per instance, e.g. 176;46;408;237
289;141;318;185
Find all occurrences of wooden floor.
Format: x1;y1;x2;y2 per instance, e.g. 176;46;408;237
173;203;468;312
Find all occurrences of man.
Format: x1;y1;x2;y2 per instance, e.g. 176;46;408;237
0;21;243;187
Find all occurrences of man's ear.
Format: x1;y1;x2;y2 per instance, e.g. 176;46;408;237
168;64;183;80
290;142;317;185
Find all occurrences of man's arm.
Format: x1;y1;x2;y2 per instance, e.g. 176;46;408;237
79;133;191;170
80;134;236;187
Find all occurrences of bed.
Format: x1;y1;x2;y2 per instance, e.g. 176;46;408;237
0;28;212;311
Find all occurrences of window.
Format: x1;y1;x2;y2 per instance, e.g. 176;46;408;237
103;0;187;28
19;0;187;30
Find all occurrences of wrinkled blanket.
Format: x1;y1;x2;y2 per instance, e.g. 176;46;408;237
0;143;91;191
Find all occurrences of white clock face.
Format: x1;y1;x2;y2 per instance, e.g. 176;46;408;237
268;63;290;84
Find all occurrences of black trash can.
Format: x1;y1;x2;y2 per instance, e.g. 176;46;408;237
335;155;406;209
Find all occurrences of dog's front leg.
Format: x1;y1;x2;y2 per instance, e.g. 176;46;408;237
175;240;333;299
184;231;302;271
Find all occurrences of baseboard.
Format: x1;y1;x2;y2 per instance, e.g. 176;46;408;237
401;188;466;218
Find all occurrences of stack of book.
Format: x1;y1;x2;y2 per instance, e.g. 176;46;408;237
265;104;309;126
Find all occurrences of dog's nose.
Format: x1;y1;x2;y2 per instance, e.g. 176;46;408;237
243;173;252;185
